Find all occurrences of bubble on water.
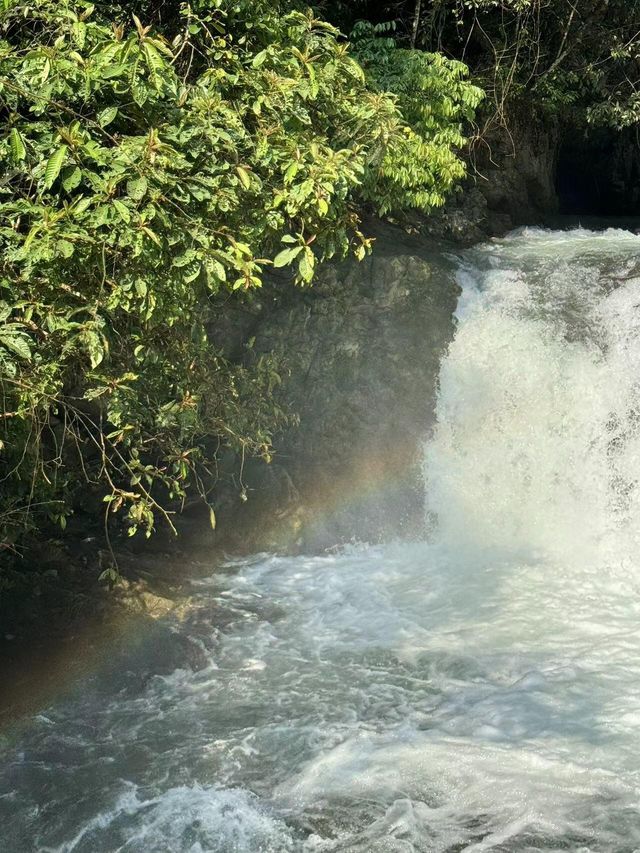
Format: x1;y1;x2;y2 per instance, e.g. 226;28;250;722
45;783;295;853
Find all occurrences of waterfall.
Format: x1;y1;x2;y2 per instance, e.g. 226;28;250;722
427;227;640;566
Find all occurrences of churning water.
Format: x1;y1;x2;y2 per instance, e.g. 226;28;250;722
4;228;640;851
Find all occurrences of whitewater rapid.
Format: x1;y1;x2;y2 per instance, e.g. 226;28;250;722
4;227;640;851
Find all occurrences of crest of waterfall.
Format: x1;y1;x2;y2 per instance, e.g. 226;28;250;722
426;227;640;566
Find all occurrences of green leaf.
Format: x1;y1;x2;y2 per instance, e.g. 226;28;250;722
209;506;216;530
72;197;92;215
172;249;197;268
141;225;161;246
127;176;148;201
0;331;31;360
98;106;118;128
298;247;315;282
83;329;105;368
113;199;131;222
131;77;148;107
284;162;299;184
140;225;162;246
71;21;86;48
236;166;252;190
273;245;303;268
207;258;226;282
252;50;267;68
84;385;110;400
62;166;82;192
183;261;201;283
9;129;26;162
143;42;165;89
42;145;68;190
57;239;74;258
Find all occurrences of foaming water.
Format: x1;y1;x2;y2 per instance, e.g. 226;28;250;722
4;228;640;851
428;227;640;565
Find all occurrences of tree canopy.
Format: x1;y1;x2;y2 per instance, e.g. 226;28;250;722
320;0;640;132
0;0;482;569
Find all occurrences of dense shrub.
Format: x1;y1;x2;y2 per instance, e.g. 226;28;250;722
0;0;481;567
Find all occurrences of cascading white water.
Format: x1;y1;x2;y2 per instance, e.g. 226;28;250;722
427;228;640;568
4;228;640;852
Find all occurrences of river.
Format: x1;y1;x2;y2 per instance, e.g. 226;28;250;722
3;227;640;851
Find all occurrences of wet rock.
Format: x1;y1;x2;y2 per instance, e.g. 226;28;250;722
116;582;176;619
209;219;461;552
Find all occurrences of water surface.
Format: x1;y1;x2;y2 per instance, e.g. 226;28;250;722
4;228;640;851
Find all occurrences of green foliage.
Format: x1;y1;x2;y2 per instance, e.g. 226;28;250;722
322;0;640;134
351;21;483;212
411;0;640;131
0;0;481;560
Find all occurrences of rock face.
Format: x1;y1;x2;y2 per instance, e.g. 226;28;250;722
478;116;560;226
423;114;560;241
431;114;640;239
214;220;461;552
